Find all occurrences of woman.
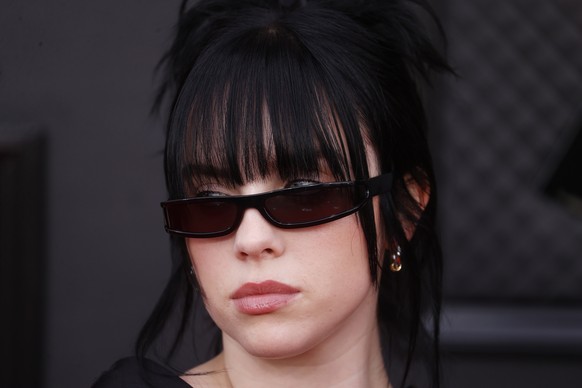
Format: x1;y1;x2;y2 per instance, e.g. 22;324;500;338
94;0;450;387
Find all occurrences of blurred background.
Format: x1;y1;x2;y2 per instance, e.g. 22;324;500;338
1;0;581;387
433;1;582;387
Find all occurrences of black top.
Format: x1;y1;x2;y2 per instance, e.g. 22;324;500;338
92;357;191;388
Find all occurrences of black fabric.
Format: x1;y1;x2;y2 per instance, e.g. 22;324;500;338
92;357;191;388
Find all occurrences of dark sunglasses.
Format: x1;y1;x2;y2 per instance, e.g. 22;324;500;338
161;173;392;238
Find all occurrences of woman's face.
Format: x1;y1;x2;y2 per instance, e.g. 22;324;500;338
186;145;384;360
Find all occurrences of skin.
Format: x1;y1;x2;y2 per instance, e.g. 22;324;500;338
181;145;392;388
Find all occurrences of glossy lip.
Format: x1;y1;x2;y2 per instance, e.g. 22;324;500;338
231;280;300;315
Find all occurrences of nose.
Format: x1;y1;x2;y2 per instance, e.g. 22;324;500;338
233;208;285;260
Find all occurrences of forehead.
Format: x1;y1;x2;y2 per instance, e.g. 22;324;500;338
181;109;349;187
167;26;374;196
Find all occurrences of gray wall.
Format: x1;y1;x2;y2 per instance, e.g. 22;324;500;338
0;1;179;387
436;1;582;386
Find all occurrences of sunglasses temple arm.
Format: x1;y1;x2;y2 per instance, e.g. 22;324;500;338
366;173;393;196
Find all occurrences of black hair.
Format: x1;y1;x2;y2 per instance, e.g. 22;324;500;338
139;1;451;387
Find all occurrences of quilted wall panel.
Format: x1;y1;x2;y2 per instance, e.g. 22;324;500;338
436;0;582;301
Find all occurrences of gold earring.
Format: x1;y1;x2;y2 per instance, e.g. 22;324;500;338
390;245;402;272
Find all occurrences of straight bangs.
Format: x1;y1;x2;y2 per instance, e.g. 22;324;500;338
166;21;369;198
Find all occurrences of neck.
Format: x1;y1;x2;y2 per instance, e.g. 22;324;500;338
220;321;389;388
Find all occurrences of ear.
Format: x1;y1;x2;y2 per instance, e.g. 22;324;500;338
402;173;430;240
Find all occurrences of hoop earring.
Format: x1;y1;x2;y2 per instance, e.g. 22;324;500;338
390;245;402;272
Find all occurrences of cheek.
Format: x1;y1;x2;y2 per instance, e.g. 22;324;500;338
186;239;230;300
303;217;372;289
187;243;237;330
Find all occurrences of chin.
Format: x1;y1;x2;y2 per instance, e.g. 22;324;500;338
245;344;310;360
229;328;320;360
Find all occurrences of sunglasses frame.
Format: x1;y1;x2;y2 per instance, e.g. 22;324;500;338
161;173;392;238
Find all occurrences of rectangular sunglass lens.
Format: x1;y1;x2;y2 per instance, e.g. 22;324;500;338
265;186;355;224
164;200;238;235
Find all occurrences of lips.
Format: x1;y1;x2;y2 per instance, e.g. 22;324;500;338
231;280;300;315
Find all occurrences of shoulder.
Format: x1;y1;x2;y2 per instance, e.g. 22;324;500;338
92;357;191;388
